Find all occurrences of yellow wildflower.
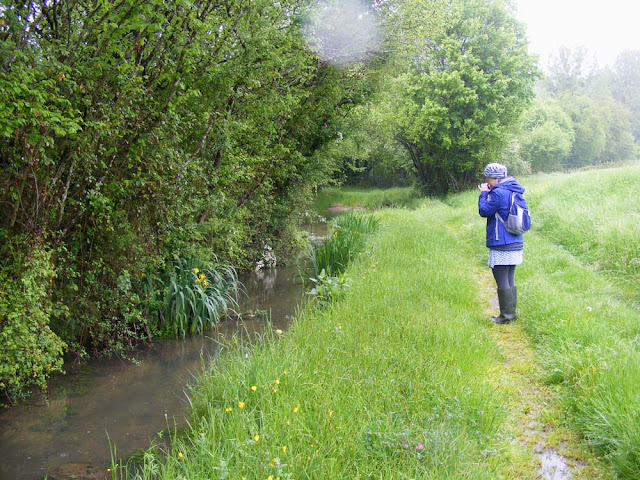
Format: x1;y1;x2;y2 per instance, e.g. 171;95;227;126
254;434;260;442
238;401;245;409
275;379;280;385
177;452;183;458
225;407;233;413
194;268;199;274
251;385;258;392
282;445;287;453
293;405;299;413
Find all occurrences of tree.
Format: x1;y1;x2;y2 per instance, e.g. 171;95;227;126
598;96;635;162
544;46;599;96
0;0;378;398
386;0;538;195
518;98;574;172
612;50;640;142
534;47;636;170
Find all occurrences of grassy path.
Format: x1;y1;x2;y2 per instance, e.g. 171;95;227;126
126;167;640;479
441;192;612;479
477;268;609;479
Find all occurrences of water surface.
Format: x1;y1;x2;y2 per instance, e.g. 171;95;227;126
0;265;305;480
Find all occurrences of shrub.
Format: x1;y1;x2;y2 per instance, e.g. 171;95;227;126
0;242;66;403
307;268;351;305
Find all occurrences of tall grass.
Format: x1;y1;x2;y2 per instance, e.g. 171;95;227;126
118;201;533;479
307;212;380;277
526;164;640;296
513;165;640;477
154;258;239;337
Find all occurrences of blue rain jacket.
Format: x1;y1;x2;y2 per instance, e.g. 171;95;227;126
478;177;525;249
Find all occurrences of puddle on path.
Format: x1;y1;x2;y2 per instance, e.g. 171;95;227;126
540;448;572;480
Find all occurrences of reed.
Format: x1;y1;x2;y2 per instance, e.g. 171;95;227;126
156;257;239;337
307;211;380;277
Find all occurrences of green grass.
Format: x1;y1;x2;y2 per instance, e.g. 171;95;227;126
120;199;534;479
524;164;640;300
307;212;380;277
314;186;421;214
118;164;640;479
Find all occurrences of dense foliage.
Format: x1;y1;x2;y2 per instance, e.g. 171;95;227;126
388;0;538;194
0;0;376;401
0;0;544;401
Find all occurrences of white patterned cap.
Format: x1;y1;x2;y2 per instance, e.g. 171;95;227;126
483;163;507;178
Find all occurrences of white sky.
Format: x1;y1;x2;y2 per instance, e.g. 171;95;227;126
513;0;640;70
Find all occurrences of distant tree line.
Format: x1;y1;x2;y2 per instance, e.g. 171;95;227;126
0;0;539;400
511;47;639;174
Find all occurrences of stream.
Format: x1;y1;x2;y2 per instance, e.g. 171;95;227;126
0;261;312;480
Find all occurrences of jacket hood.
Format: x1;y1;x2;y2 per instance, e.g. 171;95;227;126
493;177;525;194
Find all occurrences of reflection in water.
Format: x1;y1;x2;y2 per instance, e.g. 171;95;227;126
0;265;304;480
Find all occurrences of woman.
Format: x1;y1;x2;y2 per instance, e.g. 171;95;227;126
478;162;525;324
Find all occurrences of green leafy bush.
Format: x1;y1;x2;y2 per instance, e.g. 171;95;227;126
307;268;351;305
0;243;66;403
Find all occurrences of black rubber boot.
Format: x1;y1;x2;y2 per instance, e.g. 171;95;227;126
512;286;517;318
492;288;516;324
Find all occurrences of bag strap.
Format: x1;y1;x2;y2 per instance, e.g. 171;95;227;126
495;192;516;225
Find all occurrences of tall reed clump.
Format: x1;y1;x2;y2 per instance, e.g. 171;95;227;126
146;257;239;337
306;212;380;305
308;212;380;277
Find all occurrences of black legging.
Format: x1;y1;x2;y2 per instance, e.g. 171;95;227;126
492;265;516;290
